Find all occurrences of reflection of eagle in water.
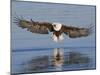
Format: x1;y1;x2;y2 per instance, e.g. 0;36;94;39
14;17;94;42
51;48;64;70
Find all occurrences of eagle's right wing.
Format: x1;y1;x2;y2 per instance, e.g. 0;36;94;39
14;17;54;34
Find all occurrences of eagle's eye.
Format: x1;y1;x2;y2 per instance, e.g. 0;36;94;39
54;25;56;27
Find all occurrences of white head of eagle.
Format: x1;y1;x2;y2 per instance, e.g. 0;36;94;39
52;23;62;31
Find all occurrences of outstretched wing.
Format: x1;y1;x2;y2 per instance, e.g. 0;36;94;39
14;17;54;34
62;24;94;38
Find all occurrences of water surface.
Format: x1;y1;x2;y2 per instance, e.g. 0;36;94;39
11;47;96;74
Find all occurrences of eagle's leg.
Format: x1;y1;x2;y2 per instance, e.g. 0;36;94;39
51;33;64;42
51;33;58;42
58;34;64;41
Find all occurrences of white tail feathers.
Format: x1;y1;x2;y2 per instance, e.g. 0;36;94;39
51;34;64;42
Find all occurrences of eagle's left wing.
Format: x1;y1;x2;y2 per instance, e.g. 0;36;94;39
62;25;94;38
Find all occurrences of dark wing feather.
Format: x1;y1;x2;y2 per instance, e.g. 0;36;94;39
62;25;93;38
14;17;54;34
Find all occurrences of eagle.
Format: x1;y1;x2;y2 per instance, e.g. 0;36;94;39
14;17;94;42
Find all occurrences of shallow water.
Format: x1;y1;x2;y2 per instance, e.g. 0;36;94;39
11;47;96;74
